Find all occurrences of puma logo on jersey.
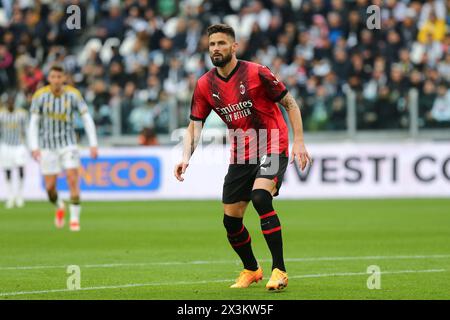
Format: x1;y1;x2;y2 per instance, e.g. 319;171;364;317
212;92;220;100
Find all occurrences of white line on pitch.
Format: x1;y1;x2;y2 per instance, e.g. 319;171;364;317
1;254;449;271
0;269;446;297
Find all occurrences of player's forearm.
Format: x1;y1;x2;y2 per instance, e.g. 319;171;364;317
81;113;98;147
28;113;40;150
182;120;202;163
280;93;305;143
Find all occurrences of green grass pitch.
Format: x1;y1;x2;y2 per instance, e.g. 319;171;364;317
0;199;449;300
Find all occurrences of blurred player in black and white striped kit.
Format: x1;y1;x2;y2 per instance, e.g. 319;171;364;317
0;92;28;209
29;65;98;231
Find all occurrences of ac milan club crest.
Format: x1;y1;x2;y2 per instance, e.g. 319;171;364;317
239;83;245;95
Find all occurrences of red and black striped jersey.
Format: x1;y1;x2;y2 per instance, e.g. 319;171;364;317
190;60;289;162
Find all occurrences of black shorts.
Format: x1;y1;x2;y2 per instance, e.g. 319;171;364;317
222;154;289;204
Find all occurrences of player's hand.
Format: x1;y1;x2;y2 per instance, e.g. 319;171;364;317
90;147;98;159
290;141;312;171
31;150;41;162
174;162;189;182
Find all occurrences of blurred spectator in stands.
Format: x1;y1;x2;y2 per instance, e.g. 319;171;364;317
350;53;369;83
176;72;196;128
124;3;147;35
400;8;419;47
109;44;123;65
388;64;409;126
0;43;13;93
330;0;348;23
124;38;149;77
382;30;403;66
185;19;202;55
46;10;64;47
108;60;127;87
418;11;446;43
157;0;178;19
96;3;125;41
294;30;314;62
307;85;331;131
429;83;450;126
140;74;161;102
328;95;346;130
310;14;329;51
129;97;155;134
8;7;27;44
398;49;413;74
357;29;377;64
421;32;443;68
138;127;159;145
289;55;308;87
332;48;351;86
409;69;423;90
86;80;112;135
43;46;78;76
16;56;43;95
327;12;343;46
437;52;450;82
419;79;437;127
172;18;187;51
375;86;400;129
81;48;103;86
310;0;328;17
323;70;338;95
272;0;294;23
345;10;363;48
153;90;177;134
149;37;174;72
120;81;140;134
163;56;187;100
419;0;448;27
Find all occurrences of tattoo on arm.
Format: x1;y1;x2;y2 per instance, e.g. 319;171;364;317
280;93;299;111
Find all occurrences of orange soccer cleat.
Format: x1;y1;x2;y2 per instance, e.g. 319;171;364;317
230;267;263;288
54;207;65;228
266;268;288;291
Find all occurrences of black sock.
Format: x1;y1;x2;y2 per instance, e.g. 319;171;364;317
5;169;11;181
251;189;285;272
18;167;24;180
47;189;58;206
223;214;258;271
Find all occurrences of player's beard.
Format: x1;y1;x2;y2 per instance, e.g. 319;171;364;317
210;51;232;68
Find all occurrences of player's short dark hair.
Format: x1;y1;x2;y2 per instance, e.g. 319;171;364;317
49;64;65;73
207;24;235;40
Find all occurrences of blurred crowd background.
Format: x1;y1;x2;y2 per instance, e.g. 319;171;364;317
0;0;449;145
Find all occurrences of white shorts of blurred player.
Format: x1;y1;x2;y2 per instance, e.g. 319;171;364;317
0;144;28;169
40;145;81;176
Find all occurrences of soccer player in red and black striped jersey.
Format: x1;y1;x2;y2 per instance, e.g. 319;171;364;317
174;24;311;291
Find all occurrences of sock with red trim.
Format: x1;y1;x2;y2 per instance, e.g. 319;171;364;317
223;214;258;271
251;189;286;271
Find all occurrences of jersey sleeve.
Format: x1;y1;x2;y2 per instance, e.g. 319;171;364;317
258;65;288;102
21;111;28;138
30;93;42;115
190;82;211;121
74;90;89;115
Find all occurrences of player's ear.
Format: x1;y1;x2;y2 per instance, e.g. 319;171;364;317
232;41;238;54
